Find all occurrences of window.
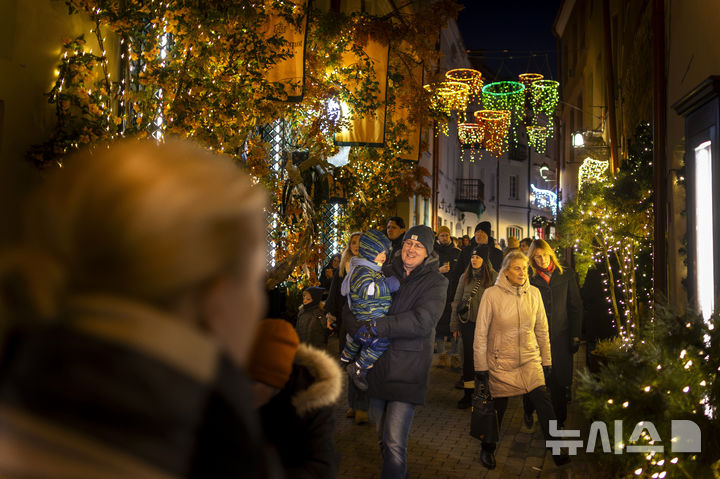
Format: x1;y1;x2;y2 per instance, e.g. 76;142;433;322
507;226;523;241
694;141;715;320
509;175;519;200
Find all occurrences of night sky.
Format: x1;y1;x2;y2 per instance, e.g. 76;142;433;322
455;0;563;82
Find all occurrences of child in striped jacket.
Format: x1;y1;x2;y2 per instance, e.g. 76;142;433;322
340;229;400;391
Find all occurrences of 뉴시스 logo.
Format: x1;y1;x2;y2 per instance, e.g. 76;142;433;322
546;420;702;455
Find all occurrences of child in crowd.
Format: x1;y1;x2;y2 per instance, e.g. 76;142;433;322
340;230;400;390
296;286;328;350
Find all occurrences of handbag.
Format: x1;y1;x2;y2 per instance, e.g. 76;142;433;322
469;381;499;443
457;277;483;324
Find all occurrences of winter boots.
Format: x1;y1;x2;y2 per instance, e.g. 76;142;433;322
457;388;473;409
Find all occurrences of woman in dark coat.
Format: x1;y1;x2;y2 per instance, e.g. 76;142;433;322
319;254;341;291
450;247;496;408
523;239;583;428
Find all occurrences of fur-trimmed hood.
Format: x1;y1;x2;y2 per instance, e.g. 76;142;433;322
291;344;342;417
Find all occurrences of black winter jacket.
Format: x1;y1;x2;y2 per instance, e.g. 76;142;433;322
435;242;461;336
296;303;328;350
529;267;583;387
344;252;448;405
260;344;341;479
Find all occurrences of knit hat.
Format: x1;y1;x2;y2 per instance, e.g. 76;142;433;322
247;319;299;389
475;221;492;237
359;229;391;262
303;286;324;308
403;225;435;255
437;225;451;235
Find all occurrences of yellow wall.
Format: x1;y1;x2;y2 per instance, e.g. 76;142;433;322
0;1;95;242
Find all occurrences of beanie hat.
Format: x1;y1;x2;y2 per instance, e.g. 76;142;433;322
475;221;492;237
303;286;324;307
403;225;435;255
247;319;299;389
437;225;451;235
359;229;391;262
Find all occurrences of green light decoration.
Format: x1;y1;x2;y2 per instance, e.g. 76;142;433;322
527;125;548;154
446;68;483;103
474;109;510;158
531;79;560;135
482;81;525;146
457;122;485;161
424;81;470;135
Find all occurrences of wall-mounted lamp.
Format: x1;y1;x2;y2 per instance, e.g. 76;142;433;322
572;132;584;148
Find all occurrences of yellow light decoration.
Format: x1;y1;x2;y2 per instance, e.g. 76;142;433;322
424;81;470;135
446;68;483;102
578;156;609;189
519;73;543;103
527;124;548;154
457;122;485;161
474;109;510;157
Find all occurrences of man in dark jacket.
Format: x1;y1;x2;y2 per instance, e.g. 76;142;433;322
385;216;406;260
434;225;460;367
344;225;447;479
456;221;503;277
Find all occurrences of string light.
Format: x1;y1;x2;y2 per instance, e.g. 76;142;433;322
457;122;485;161
424;81;470;135
481;81;524;146
578;156;609;189
445;68;483;102
527;124;548;153
474;109;510;157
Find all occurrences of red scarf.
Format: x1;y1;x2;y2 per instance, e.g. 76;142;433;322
536;262;555;284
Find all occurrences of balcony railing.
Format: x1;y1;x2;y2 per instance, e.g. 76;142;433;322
456;178;484;201
455;179;485;216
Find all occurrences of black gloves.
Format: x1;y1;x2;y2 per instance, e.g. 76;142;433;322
475;370;489;385
571;337;581;354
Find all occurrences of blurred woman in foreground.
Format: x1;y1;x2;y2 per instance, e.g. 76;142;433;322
0;139;276;478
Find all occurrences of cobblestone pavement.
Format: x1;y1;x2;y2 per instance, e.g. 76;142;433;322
331;341;586;479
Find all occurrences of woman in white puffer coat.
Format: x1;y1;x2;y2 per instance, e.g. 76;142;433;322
473;250;569;470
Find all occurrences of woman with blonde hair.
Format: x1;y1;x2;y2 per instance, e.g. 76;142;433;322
0;139;273;478
522;239;582;429
324;232;369;424
473;251;568;469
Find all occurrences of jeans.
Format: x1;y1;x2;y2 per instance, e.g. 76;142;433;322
369;399;416;479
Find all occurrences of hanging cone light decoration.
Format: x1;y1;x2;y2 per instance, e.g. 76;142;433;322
527;125;548;154
481;81;525;146
531;79;560;136
474;109;510;157
458;122;485;161
424;81;470;135
446;68;483;103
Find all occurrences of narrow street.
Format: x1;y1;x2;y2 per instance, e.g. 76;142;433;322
331;339;584;478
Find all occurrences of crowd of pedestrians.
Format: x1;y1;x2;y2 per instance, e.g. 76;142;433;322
0;137;589;478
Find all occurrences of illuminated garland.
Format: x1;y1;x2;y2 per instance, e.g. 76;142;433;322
527;125;548;154
481;81;525;146
424;81;470;135
446;68;483;102
531;79;559;136
518;73;543;104
474;110;510;157
457;122;485;160
578;156;609;189
530;184;557;217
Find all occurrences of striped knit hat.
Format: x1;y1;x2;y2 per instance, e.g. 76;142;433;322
359;229;390;262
